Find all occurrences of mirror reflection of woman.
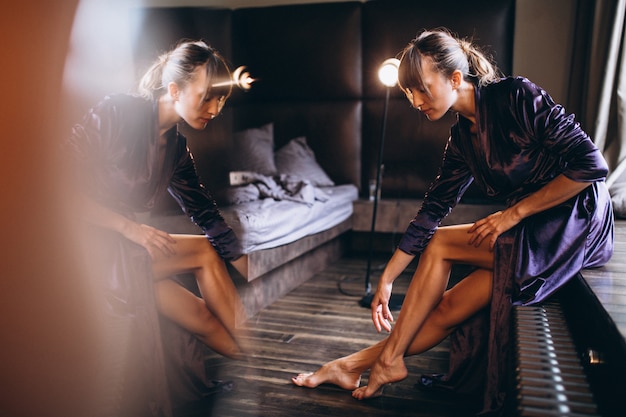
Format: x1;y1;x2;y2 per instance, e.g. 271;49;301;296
67;40;248;416
293;29;614;416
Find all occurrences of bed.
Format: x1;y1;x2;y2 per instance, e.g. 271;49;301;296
221;183;357;253
218;122;358;253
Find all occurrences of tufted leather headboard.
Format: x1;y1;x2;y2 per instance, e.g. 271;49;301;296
132;0;515;211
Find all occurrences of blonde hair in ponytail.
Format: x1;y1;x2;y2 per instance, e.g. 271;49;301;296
138;52;170;99
398;28;501;94
457;37;500;86
137;40;232;101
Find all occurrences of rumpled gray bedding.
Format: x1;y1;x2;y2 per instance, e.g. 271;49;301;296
221;183;358;253
224;173;331;207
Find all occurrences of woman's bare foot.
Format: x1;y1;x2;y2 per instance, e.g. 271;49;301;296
291;359;362;390
351;356;408;400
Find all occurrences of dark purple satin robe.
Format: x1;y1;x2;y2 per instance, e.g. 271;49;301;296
67;94;242;416
398;77;614;415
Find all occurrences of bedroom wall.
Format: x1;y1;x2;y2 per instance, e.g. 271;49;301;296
164;0;576;106
139;0;577;107
63;0;577;127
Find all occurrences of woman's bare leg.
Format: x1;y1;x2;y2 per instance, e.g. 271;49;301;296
151;234;247;354
292;265;492;389
352;224;493;399
155;279;242;358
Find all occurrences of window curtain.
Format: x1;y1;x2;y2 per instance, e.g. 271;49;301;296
568;0;625;175
568;0;626;215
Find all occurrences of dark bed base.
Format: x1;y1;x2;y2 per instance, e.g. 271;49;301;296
230;220;351;318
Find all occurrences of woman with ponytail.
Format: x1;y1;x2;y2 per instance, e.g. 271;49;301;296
67;40;248;416
292;28;613;416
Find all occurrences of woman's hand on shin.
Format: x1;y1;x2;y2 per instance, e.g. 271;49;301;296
122;221;177;259
468;208;521;250
371;281;394;333
369;249;414;332
83;197;177;259
469;176;591;250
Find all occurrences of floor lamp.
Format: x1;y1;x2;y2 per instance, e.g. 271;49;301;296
359;58;405;310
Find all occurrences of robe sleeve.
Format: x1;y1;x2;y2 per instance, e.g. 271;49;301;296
512;78;608;182
397;129;475;256
167;141;243;261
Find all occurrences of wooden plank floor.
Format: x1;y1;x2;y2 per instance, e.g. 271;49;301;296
182;257;475;417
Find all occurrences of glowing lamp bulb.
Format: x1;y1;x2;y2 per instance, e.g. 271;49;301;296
211;65;256;91
233;66;255;91
378;58;400;87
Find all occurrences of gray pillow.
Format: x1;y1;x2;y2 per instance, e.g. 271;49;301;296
230;123;277;175
275;136;335;187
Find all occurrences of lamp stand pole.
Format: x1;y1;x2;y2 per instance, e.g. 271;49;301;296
359;87;404;310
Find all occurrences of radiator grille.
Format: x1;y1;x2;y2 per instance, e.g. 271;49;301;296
513;301;600;416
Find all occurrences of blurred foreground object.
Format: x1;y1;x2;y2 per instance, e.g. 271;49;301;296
0;1;106;417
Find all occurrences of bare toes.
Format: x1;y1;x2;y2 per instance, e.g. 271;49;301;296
291;373;314;387
352;386;365;399
352;384;384;400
